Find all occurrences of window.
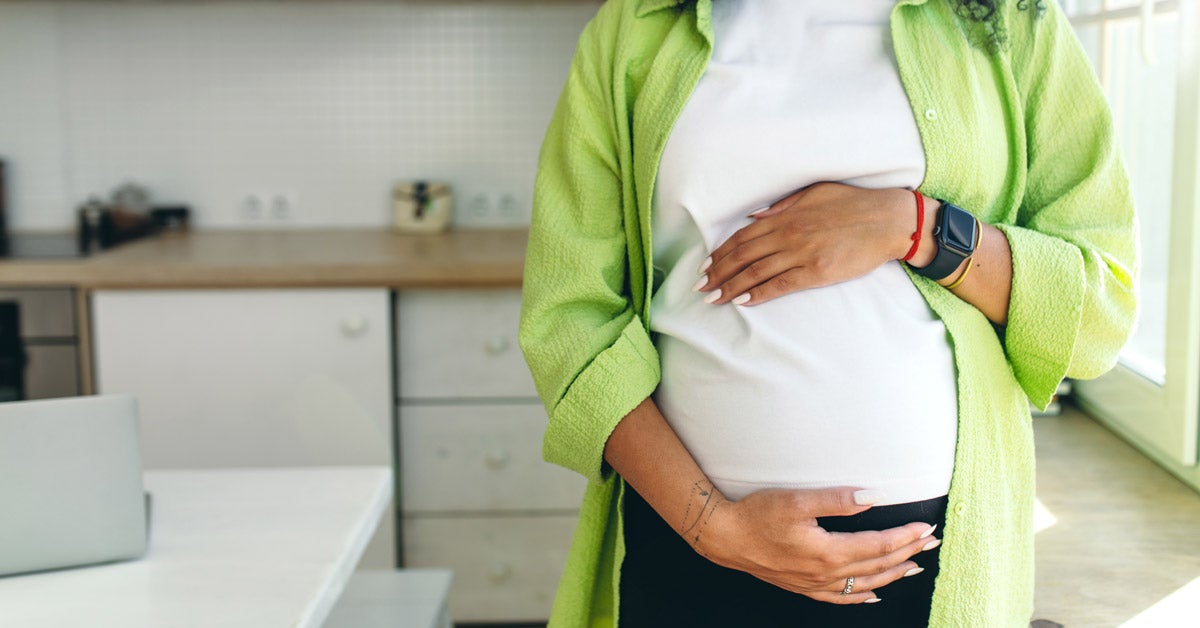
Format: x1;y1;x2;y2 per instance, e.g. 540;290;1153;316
1064;0;1200;468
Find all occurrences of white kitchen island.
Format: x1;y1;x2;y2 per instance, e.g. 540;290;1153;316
0;466;397;628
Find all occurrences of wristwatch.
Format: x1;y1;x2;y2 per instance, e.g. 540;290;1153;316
910;200;978;281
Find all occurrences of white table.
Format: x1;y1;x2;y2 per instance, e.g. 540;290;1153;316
325;569;453;628
0;466;391;628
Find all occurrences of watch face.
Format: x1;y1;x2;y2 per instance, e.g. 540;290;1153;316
942;205;976;255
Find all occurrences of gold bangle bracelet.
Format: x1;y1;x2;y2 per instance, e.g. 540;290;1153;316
945;257;974;290
945;225;983;290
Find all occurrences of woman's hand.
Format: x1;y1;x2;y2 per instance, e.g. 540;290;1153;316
690;486;939;604
696;182;916;306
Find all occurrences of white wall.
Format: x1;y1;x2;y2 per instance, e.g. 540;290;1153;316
0;1;598;231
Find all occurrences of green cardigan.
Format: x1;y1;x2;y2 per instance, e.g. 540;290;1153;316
519;0;1138;625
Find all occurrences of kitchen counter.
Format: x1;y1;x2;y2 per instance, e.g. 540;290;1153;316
0;229;527;289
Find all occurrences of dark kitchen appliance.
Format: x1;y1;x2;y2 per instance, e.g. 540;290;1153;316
0;158;88;259
0;165;189;259
0;159;9;257
77;198;188;255
0;162;146;400
0;289;82;401
0;302;27;401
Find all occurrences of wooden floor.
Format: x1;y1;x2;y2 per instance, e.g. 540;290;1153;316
1032;406;1200;627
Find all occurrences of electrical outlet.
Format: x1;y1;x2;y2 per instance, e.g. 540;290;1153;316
498;194;519;219
239;192;298;224
269;193;295;222
241;194;265;221
468;194;490;218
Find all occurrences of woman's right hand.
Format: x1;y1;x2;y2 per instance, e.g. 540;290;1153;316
690;487;940;604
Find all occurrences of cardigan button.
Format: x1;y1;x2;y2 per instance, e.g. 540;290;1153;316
954;502;968;516
924;108;939;121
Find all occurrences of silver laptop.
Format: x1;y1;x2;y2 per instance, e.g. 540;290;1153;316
0;394;149;577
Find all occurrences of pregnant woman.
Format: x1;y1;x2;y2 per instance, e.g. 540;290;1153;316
520;0;1137;626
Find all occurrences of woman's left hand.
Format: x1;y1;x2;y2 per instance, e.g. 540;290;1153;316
697;182;914;306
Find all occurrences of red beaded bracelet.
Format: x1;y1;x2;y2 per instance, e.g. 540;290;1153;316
902;190;924;263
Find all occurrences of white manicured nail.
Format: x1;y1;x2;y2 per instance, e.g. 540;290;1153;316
904;567;924;578
692;275;708;292
853;490;885;506
731;293;751;306
748;205;771;216
923;539;942;552
703;289;722;304
698;256;712;274
864;598;882;604
920;524;937;539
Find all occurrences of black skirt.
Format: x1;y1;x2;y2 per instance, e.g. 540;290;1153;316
618;485;947;628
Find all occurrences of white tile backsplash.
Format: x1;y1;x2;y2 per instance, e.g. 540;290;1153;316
0;1;598;230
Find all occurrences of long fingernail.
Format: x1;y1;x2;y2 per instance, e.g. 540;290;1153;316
904;567;924;578
920;524;937;539
853;490;885;506
698;256;712;274
692;275;708;292
703;289;722;304
731;293;751;306
748;205;771;217
864;598;882;604
923;539;942;552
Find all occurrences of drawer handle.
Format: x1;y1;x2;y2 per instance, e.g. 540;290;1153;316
485;450;510;470
484;336;510;355
487;562;513;584
340;316;369;338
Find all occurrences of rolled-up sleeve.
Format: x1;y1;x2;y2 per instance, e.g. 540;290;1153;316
1001;2;1139;409
518;10;661;483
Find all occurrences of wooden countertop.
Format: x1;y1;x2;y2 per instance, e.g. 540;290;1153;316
0;229;527;289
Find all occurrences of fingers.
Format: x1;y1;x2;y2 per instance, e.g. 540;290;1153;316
698;253;798;305
764;576;882;605
726;487;941;607
758;547;931;605
698;226;780;296
698;211;835;306
791;486;878;518
701;184;838;288
708;217;774;266
826;521;938;565
799;558;923;604
747;203;779;218
800;589;882;605
833;560;924;593
833;526;941;580
725;267;821;306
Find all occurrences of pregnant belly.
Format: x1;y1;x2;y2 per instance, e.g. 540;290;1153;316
650;262;958;505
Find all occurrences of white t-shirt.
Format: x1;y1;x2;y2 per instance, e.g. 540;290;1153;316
649;0;958;506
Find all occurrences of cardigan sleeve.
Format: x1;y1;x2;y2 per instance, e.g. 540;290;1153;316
998;1;1139;409
518;11;661;483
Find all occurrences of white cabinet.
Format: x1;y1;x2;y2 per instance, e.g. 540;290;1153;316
396;289;583;623
403;516;577;622
91;288;395;568
400;404;583;513
396;289;537;399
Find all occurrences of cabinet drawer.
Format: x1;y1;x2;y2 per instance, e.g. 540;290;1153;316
0;288;74;338
402;515;576;623
396;290;536;399
24;344;80;400
400;404;584;513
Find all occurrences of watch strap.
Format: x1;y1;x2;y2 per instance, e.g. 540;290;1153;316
911;201;976;281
